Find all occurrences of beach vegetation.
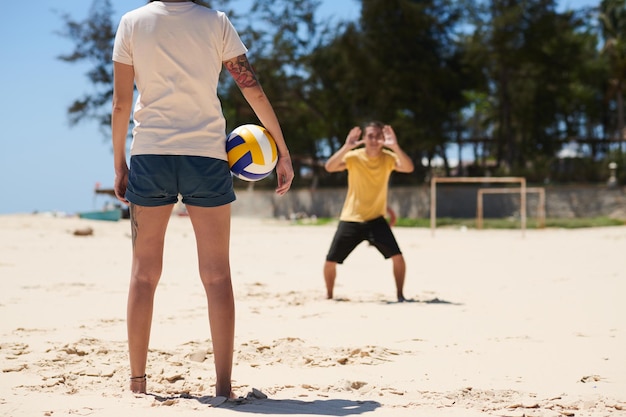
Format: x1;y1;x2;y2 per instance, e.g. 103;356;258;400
57;0;626;186
293;216;626;229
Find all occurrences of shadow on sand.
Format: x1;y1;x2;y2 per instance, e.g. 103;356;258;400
385;296;463;306
333;296;462;305
152;393;381;415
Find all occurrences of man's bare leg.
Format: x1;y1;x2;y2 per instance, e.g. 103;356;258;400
323;260;337;299
391;254;406;302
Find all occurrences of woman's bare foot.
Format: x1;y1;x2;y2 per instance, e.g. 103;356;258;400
208;390;238;407
130;374;146;393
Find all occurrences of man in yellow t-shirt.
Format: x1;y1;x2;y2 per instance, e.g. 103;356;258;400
323;121;414;302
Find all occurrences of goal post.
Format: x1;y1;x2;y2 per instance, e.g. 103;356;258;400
476;187;546;230
430;177;527;236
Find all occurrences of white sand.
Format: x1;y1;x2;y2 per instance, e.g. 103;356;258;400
0;213;624;417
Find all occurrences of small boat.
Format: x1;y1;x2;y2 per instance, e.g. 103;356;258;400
78;208;122;222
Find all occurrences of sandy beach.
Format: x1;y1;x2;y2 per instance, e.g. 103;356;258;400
0;212;624;417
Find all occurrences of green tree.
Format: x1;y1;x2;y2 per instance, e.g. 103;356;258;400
218;0;340;185
58;0;612;184
310;0;478;180
56;0;116;133
600;0;626;151
464;0;603;178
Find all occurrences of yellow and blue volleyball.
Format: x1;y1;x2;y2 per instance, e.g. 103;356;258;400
226;124;278;181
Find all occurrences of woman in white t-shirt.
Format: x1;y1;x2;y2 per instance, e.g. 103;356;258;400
111;0;293;398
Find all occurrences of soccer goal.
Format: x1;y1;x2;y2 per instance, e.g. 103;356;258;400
430;177;527;236
476;187;545;229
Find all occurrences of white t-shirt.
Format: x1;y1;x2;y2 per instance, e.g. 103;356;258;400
112;2;248;159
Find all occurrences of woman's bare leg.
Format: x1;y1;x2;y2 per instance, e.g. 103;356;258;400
186;204;235;398
126;203;173;393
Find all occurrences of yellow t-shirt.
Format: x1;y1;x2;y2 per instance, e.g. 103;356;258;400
339;148;398;222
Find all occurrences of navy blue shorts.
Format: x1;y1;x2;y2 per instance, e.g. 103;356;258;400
126;155;236;208
325;216;402;263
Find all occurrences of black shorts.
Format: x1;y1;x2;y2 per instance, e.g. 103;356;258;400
325;216;402;263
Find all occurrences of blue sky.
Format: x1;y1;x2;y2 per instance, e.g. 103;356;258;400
0;0;596;215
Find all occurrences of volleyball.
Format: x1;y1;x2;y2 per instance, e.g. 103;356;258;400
226;124;278;181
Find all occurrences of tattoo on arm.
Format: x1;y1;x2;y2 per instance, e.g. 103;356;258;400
225;55;259;89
